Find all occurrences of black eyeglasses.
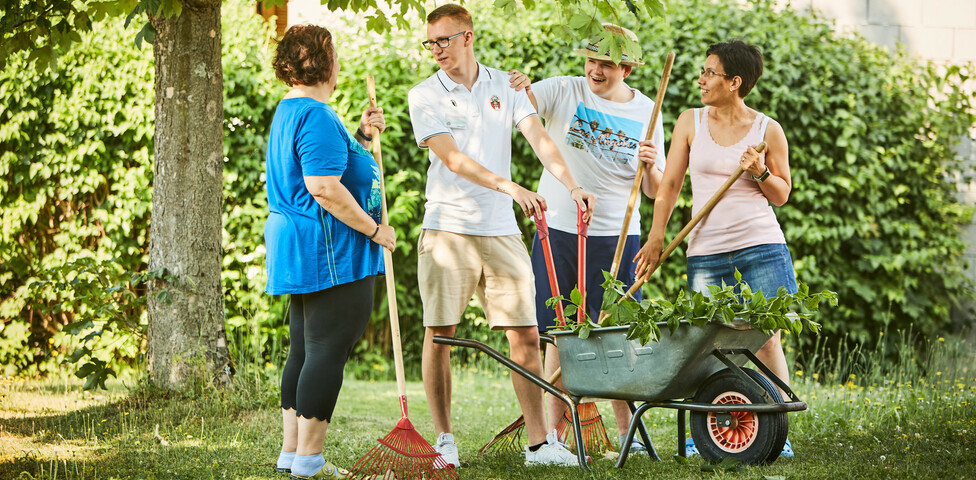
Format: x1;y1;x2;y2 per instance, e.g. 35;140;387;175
422;31;467;50
700;67;733;79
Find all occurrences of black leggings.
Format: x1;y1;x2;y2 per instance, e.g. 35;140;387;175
280;276;374;422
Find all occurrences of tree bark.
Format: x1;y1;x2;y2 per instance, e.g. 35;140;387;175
148;0;231;389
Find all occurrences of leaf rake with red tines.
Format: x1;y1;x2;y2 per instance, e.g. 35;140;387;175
478;402;612;457
350;77;457;480
477;414;526;456
351;397;458;479
555;403;614;454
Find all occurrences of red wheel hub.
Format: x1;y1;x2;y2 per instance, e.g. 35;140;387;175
706;391;758;453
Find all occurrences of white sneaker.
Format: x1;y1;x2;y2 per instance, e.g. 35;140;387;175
434;432;460;469
524;430;580;467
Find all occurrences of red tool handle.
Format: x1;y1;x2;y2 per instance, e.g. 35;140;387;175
577;207;588;323
533;213;566;327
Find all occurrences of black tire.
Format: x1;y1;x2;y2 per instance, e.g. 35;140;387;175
689;368;788;465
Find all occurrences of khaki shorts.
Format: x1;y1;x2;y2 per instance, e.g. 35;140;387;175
417;229;537;329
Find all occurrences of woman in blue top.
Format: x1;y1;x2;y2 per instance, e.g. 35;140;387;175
265;24;393;479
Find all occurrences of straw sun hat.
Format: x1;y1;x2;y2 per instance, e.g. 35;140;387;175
573;23;644;67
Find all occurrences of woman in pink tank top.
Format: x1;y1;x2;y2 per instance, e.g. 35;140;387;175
633;40;797;458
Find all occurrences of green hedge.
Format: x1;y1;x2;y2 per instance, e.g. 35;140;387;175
1;0;973;380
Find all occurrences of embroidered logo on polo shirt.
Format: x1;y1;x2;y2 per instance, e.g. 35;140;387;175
489;95;501;110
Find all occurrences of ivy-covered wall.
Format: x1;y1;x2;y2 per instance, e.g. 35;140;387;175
1;0;973;380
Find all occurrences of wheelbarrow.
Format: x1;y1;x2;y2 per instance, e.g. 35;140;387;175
433;320;806;470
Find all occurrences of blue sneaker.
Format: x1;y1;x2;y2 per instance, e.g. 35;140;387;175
683;437;699;457
780;439;794;458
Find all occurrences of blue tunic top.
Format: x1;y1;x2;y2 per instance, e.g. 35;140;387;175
264;97;384;295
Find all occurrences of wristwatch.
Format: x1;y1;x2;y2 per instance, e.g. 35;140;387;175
752;167;771;182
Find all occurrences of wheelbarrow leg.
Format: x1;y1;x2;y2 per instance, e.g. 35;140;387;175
615;402;655;468
627;401;660;461
566;403;589;469
677;408;688;457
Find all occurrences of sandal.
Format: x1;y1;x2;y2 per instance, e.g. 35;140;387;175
289;461;349;479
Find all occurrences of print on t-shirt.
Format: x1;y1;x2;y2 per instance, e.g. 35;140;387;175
350;135;383;223
566;102;642;164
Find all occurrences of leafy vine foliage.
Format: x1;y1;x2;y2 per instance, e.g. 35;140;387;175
551;271;837;346
1;0;973;381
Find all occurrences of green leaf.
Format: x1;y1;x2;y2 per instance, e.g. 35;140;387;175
570;287;583;307
76;362;98;378
568;13;591;30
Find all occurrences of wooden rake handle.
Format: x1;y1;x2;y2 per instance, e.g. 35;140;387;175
367;76;408;405
607;52;676;281
617;141;769;304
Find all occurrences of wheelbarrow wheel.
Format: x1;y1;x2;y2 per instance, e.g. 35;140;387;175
689;368;788;465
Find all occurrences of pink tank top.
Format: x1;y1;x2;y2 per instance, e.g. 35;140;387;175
686;107;786;256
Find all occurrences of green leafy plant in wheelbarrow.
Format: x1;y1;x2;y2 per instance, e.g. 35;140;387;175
550;269;837;346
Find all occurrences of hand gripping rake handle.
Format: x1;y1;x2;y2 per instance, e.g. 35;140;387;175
367;76;409;418
613;141;769;308
607;52;675;281
533;213;567;327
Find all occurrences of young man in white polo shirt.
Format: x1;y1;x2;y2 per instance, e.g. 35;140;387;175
407;3;596;469
508;24;666;454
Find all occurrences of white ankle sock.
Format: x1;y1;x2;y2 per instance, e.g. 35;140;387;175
291;454;325;477
276;451;296;470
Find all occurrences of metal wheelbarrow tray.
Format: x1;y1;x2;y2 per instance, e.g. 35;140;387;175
434;320;807;470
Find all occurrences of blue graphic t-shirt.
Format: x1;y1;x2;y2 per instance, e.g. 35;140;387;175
532;76;666;235
566;105;644;165
264;97;384;295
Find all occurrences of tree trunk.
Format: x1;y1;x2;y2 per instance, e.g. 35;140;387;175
148;0;231;389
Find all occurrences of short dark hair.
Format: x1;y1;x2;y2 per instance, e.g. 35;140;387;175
706;40;763;98
426;3;474;31
273;25;336;87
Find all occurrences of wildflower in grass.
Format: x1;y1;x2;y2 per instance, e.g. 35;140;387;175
796;370;803;377
939;337;945;342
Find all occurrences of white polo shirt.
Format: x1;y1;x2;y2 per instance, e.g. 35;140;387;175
408;64;537;236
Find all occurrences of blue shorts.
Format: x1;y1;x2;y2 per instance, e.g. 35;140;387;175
686;243;798;297
531;229;642;332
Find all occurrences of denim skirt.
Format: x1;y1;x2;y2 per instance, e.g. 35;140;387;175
686;243;798;297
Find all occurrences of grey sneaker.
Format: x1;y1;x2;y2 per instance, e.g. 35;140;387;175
620;435;647;455
434;432;460;469
524;430;580;467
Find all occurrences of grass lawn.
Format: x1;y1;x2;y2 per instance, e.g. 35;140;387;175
2;335;975;479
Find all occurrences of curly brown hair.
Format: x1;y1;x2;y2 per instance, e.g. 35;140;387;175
273;25;336;87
